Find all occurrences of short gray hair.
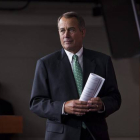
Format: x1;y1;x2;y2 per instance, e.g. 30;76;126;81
57;11;86;30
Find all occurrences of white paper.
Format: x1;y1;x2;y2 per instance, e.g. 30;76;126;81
79;73;105;101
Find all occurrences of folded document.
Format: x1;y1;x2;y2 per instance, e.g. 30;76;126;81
79;73;105;101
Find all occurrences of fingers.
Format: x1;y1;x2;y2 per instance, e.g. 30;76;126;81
75;100;87;105
72;100;89;115
87;97;103;112
64;100;88;115
64;98;104;115
72;108;88;115
87;103;100;111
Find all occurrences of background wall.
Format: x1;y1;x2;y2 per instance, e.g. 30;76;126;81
0;2;139;139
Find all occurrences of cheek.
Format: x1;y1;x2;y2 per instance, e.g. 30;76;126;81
59;36;63;43
73;36;81;42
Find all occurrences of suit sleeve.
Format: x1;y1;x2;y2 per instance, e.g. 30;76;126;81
101;57;121;118
30;59;64;123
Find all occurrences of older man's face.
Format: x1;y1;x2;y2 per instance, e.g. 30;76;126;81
58;17;86;54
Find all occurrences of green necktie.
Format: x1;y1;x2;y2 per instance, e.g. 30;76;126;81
72;54;83;96
72;55;86;129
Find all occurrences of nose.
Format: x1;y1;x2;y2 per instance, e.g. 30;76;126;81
64;30;70;38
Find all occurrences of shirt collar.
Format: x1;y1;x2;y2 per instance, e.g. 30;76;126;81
64;47;83;63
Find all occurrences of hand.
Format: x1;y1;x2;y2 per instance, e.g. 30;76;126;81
64;100;88;115
87;97;104;112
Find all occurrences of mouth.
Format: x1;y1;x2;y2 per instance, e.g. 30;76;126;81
64;40;73;44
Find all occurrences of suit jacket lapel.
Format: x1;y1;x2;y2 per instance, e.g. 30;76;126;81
83;48;96;88
58;49;79;99
58;48;96;99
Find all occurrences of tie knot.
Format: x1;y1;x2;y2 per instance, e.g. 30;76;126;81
73;55;78;61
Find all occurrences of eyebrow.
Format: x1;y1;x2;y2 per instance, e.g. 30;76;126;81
59;27;76;30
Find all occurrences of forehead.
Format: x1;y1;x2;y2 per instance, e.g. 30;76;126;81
58;17;79;29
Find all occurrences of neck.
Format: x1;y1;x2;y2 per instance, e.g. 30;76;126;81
69;46;82;54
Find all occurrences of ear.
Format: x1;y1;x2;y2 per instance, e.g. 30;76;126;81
82;29;86;38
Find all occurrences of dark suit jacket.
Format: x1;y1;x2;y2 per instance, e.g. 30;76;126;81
30;48;121;140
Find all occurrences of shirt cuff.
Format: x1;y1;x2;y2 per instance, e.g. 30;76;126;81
62;102;68;115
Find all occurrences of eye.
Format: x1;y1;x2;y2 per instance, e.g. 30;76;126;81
69;28;75;33
59;29;65;34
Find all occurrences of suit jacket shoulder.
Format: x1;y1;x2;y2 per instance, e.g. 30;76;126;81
40;50;62;63
84;48;110;60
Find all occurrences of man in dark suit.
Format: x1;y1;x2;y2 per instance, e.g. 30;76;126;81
30;11;121;140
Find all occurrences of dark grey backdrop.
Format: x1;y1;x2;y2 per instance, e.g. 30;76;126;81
0;2;139;139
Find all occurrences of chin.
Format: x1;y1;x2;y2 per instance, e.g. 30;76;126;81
64;45;74;51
